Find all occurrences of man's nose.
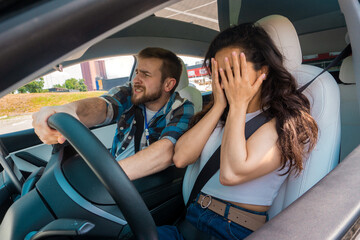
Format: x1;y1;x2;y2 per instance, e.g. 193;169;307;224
132;74;141;84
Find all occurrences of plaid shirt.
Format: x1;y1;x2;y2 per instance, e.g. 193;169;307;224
100;83;194;158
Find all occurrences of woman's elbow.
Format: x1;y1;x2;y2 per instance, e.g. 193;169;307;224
173;153;188;168
219;172;247;186
219;174;236;186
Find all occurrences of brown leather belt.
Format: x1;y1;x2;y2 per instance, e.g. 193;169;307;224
197;194;266;231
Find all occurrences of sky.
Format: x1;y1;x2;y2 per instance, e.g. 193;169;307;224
42;55;203;89
43;65;83;89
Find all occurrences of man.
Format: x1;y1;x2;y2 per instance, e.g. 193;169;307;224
32;47;194;180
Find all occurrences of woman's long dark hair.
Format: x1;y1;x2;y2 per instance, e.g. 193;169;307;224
192;23;318;175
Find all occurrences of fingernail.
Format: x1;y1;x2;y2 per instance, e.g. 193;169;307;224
59;136;65;143
224;57;228;62
241;52;245;57
232;51;237;56
219;68;223;72
262;74;266;79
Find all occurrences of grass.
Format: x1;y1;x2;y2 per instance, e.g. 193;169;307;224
0;91;106;117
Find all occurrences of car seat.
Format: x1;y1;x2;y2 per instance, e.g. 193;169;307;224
338;56;360;160
257;15;341;219
176;59;203;113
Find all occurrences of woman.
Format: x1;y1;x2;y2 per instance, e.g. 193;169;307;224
158;23;318;240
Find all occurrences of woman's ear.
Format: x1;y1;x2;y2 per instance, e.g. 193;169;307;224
164;77;177;93
260;66;269;79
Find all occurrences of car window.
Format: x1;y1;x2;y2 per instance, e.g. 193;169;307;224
0;55;135;135
179;56;212;94
303;51;342;83
0;55;210;135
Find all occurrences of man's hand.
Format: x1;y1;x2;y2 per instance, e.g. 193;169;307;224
32;97;108;145
32;105;78;145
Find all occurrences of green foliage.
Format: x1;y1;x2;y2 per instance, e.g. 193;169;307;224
18;78;45;93
78;79;87;92
55;78;87;92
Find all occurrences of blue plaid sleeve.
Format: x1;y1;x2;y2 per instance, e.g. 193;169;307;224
160;100;195;144
100;83;133;123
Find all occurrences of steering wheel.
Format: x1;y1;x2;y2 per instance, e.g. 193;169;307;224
48;112;158;240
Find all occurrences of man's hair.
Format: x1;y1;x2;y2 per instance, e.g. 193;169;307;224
138;47;182;93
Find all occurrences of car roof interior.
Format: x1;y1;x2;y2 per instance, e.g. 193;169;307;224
0;0;351;97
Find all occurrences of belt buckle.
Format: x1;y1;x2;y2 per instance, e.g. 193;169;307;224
200;195;212;209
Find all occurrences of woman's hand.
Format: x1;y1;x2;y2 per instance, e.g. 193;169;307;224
211;58;227;110
219;52;266;108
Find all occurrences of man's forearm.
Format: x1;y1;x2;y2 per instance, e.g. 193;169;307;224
118;139;174;180
33;97;108;145
70;97;108;127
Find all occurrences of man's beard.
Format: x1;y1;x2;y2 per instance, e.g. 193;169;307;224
131;85;162;105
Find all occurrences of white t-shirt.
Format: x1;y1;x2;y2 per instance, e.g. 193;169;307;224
116;107;157;161
182;110;289;206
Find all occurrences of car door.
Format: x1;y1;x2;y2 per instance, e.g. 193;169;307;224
0;124;186;225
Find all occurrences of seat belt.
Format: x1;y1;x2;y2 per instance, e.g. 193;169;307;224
186;43;352;207
298;44;352;91
134;106;144;153
186;111;271;207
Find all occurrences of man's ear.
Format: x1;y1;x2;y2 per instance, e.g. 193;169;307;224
163;77;177;93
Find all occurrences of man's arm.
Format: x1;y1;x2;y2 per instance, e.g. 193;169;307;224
118;138;174;180
32;97;107;144
120;99;195;180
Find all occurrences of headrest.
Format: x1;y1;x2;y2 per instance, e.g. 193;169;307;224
339;56;355;84
256;15;302;71
176;58;189;91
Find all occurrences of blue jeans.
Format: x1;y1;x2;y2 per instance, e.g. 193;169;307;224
157;225;185;240
157;196;267;240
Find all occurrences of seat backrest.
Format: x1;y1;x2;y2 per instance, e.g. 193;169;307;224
338;56;360;160
176;59;203;113
257;15;341;219
130;57;202;113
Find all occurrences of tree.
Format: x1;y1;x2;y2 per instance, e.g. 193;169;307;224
55;78;87;92
53;84;63;88
78;79;87;92
18;78;44;93
64;78;78;90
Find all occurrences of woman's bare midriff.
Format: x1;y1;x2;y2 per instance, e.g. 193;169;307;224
229;201;270;212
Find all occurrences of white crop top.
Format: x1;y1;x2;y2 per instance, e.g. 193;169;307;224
182;110;289;206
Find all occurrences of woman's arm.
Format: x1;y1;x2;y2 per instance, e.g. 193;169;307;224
219;52;282;185
173;104;224;168
173;59;227;168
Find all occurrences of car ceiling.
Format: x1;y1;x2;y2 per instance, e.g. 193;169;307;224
66;0;347;65
0;0;349;97
237;0;345;34
154;0;345;34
